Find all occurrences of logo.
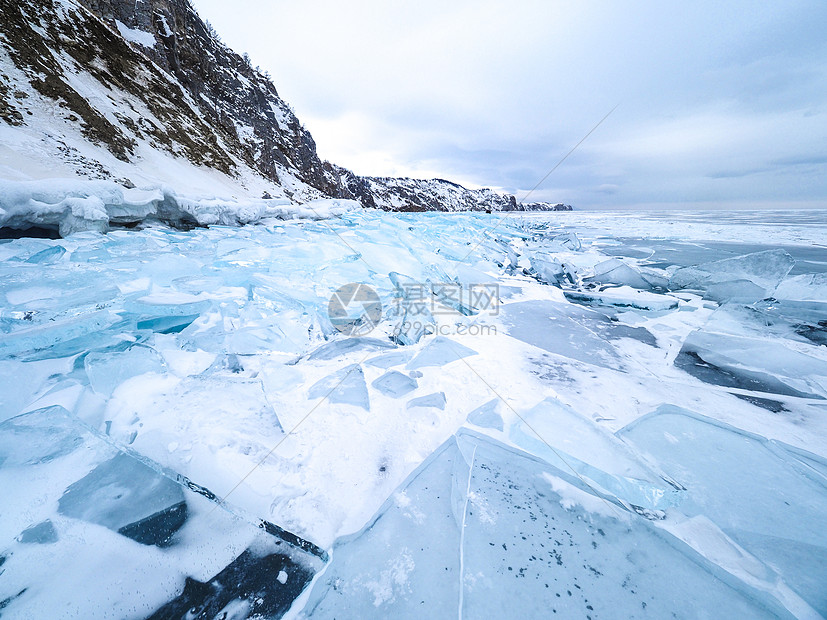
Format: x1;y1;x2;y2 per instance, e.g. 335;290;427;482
328;283;383;336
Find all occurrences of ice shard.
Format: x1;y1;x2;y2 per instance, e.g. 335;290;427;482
406;392;446;410
371;371;418;398
406;336;477;370
58;452;188;547
564;286;679;311
84;345;166;396
619;406;827;615
670;249;795;300
301;430;788;618
307;364;370;410
0;406;84;467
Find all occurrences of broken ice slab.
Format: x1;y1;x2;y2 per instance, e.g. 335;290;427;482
549;231;582;251
124;290;212;316
564;286;679;311
365;349;412;369
775;272;827;303
529;253;576;286
0;310;118;358
500;300;656;369
389;271;437;345
147;547;316;620
371;371;418;398
135;313;200;334
676;329;827;400
180;303;317;356
307;336;395;361
0;406;84;466
531;231;582;253
585;257;668;291
406;336;477;369
84;345;166;396
669;249;795;300
618;406;827;615
0;404;326;619
0;358;72;423
505;398;683;512
17;520;58;544
25;245;66;264
307;364;370;410
58;452;188;547
704;278;769;303
406;392;446;410
466;398;504;431
301;430;789;619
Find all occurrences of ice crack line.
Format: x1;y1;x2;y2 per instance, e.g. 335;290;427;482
458;443;477;620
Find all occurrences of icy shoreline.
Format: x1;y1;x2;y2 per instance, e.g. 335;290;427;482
0;178;360;236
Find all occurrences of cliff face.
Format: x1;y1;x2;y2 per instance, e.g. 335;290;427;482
75;0;345;198
0;0;567;211
0;0;343;199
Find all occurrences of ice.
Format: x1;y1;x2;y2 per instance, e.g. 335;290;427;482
500;300;642;368
0;401;325;619
587;257;653;290
529;253;576;286
84;345;166;396
466;398;504;431
365;350;412;369
775;273;827;302
676;328;827;400
704;278;769;303
25;245;66;264
125;291;212;317
564;286;679;311
0;310;117;358
147;548;316;619
0;178;357;237
307;364;370;410
389;272;436;345
505;398;683;512
57;452;188;546
550;231;582;251
2;207;826;616
307;337;395;361
371;370;418;398
0;406;84;466
0;358;71;422
17;519;58;544
670;249;795;300
406;336;477;369
619;406;827;615
406;392;446;410
302;430;786;618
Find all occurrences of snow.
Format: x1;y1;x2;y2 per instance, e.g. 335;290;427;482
0;178;360;235
1;208;826;618
115;20;157;48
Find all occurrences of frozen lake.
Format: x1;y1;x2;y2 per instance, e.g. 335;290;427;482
1;209;825;618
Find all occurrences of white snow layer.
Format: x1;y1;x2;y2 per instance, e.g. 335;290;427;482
114;20;157;48
0;178;359;235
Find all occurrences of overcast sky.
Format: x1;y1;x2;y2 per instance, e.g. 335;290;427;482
193;0;826;209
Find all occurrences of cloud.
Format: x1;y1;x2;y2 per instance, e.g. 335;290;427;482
194;0;827;209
